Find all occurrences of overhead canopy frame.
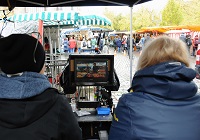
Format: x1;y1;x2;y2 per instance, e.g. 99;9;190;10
2;0;151;8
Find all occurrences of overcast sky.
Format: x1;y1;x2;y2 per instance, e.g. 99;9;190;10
78;0;168;16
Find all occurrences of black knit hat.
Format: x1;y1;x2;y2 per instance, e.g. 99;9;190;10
0;34;45;74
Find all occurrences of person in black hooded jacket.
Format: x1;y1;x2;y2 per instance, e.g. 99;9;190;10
0;34;82;140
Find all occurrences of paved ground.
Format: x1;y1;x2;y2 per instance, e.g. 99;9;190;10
110;49;140;106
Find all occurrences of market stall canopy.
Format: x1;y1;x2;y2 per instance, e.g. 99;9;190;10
136;25;200;33
136;26;171;33
178;25;200;32
8;11;79;26
78;14;111;26
1;0;151;8
109;30;136;35
7;12;112;27
64;26;113;34
165;29;190;34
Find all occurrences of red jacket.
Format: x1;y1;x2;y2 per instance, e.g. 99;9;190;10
69;39;76;49
193;36;199;47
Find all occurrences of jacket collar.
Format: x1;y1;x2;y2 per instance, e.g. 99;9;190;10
131;62;198;100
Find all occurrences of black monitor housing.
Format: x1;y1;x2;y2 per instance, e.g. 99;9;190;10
69;54;114;87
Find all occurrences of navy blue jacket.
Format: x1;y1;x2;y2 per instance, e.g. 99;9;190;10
116;39;122;47
109;62;200;140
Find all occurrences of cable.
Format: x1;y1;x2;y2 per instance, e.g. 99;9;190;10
3;10;12;19
0;20;8;38
0;9;13;38
0;8;11;15
5;10;12;17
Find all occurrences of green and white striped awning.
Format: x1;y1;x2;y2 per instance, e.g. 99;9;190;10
8;11;79;26
78;14;111;26
7;11;111;26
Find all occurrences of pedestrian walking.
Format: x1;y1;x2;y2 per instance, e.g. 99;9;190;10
192;35;199;56
63;36;69;54
91;37;97;50
99;37;104;51
113;36;118;52
76;37;82;53
127;35;135;58
121;36;126;52
186;34;192;54
179;32;187;44
44;37;50;53
102;37;109;54
116;37;122;53
81;37;87;52
68;36;76;54
138;35;145;53
143;33;152;47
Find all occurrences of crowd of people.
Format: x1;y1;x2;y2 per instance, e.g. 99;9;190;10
109;32;200;61
59;31;157;56
62;31;110;54
110;33;152;57
179;33;200;56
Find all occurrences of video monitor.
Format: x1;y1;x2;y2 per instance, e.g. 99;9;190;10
69;54;114;86
75;59;108;82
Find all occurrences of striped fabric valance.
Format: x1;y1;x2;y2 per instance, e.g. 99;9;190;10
7;11;111;26
78;14;111;26
8;11;79;26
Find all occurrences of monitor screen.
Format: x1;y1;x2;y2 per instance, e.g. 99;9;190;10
75;59;108;83
69;54;114;86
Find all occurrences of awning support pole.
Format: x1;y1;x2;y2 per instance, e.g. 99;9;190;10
130;6;133;87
